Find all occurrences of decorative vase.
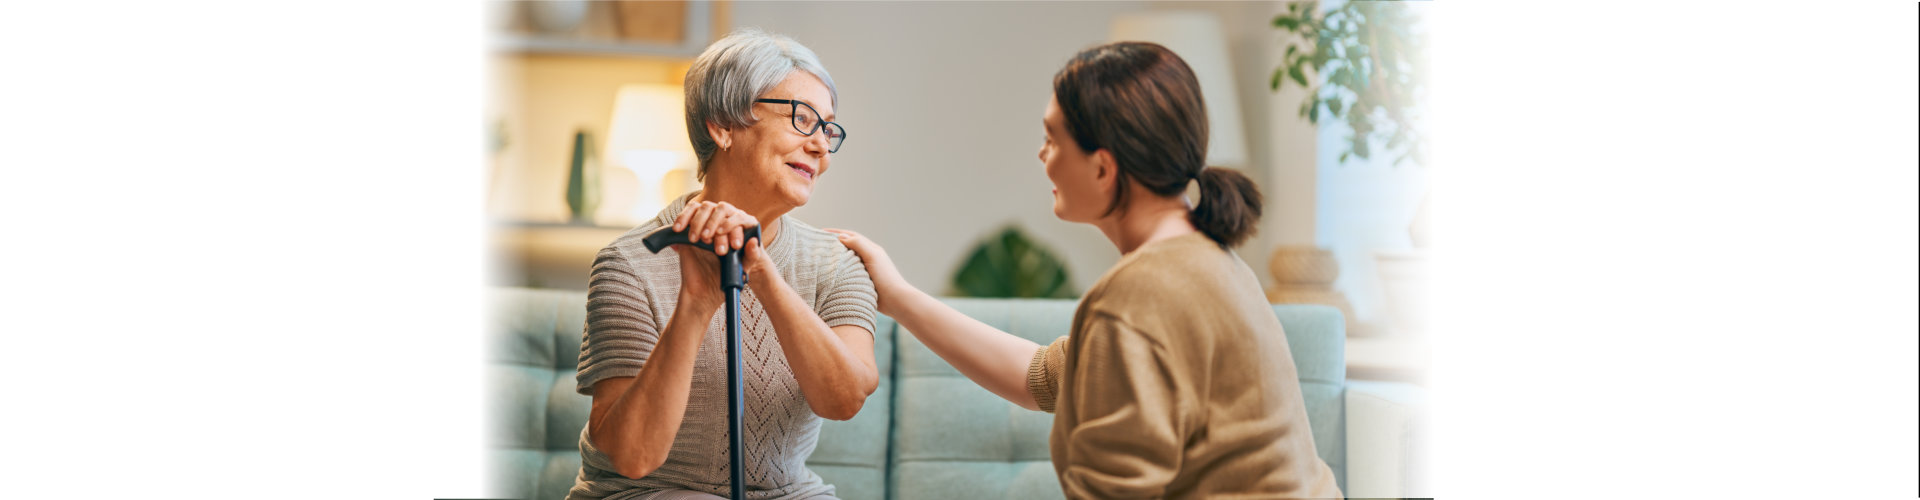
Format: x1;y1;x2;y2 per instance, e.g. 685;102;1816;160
565;130;600;225
1266;246;1358;334
526;1;590;35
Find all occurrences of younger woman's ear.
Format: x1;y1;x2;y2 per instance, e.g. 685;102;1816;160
1091;148;1118;187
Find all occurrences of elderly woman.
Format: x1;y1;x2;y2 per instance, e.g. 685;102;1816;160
568;28;876;500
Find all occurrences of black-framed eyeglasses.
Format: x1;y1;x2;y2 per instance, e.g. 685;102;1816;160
754;98;845;153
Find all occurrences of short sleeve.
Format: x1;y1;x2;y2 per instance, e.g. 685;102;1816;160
574;246;662;395
1058;313;1188;498
1028;335;1069;413
816;242;878;337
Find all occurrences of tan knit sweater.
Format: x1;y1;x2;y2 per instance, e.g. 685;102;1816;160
569;192;878;500
1026;232;1342;499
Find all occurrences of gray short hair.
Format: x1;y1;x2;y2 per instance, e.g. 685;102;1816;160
684;27;838;181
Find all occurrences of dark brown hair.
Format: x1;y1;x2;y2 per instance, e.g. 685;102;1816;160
1053;41;1261;248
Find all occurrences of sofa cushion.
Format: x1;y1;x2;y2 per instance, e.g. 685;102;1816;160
1273;305;1348;493
807;313;896;500
487;287;893;500
888;298;1347;497
889;298;1072;499
488;288;593;500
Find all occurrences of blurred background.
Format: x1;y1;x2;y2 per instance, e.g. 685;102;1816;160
10;2;1912;498
484;0;1431;383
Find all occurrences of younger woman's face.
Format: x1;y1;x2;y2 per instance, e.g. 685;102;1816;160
1038;96;1108;223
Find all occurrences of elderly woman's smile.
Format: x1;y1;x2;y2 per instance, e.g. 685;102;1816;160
787;161;816;180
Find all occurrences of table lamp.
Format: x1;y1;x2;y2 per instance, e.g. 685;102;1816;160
604;83;696;226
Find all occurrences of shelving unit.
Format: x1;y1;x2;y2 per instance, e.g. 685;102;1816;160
493;35;708;59
490;0;725;59
491;222;635;291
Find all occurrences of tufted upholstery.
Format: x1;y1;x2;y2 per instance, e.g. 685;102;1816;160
887;298;1347;499
489;288;593;500
488;288;896;500
488;287;1419;499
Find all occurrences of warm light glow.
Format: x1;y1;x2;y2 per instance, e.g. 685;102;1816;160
605;84;697;225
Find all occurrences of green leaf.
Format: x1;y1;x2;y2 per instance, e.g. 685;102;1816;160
950;226;1076;298
1330;66;1351;88
1271;0;1425;167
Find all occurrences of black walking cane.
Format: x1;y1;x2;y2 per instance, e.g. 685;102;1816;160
641;224;759;500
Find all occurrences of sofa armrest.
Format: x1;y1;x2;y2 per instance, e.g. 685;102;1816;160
1344;380;1428;498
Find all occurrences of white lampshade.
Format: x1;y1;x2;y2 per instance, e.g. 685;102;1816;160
1110;11;1249;169
605;84;697;223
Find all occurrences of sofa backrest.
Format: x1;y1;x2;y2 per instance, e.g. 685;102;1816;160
488;288;593;500
488;288;1345;500
486;287;899;500
882;298;1347;499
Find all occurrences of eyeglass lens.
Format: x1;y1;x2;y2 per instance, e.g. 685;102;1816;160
788;102;843;153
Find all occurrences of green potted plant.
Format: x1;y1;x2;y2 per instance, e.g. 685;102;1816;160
1271;0;1426;166
948;225;1076;299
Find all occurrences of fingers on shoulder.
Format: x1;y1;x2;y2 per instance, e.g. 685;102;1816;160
824;228;862;246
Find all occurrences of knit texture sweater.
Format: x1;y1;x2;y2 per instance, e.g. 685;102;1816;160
569;192;878;500
1026;232;1342;499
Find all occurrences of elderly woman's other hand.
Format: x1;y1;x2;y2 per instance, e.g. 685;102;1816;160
668;244;724;316
672;199;779;283
666;200;755;314
673;200;759;256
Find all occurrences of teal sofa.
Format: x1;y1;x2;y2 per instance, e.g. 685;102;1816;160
488;287;1425;499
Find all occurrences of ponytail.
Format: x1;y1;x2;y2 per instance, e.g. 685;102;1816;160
1052;42;1258;246
1189;167;1262;248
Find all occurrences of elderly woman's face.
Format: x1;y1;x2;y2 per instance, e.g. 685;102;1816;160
729;71;835;210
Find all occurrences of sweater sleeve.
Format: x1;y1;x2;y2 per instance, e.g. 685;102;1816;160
1028;335;1069;413
574;245;662;395
816;240;879;337
1057;313;1187;499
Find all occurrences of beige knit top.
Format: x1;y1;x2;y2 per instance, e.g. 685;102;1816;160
1026;232;1342;499
569;192;878;500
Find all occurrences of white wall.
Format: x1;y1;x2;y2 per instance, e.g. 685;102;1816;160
733;1;1147;294
733;1;1309;294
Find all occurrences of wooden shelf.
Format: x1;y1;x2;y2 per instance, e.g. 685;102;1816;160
491;0;724;59
490;223;636;290
492;35;708;59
